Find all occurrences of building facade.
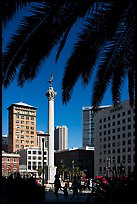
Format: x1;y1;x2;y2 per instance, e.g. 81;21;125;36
55;147;94;179
7;102;37;153
18;146;48;173
54;126;68;151
2;151;20;176
82;106;110;147
94;100;135;177
2;135;8;152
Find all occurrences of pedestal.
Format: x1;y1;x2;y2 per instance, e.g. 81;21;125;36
47;166;57;184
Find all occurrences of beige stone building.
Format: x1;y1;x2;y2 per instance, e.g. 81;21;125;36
7;102;37;153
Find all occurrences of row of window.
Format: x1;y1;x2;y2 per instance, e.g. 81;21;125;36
99;155;134;164
15;123;34;130
28;151;47;155
99;124;135;136
99;132;135;141
100;147;133;154
15;140;34;144
99;140;134;147
99;117;135;129
15;135;34;139
16;115;35;120
99;109;135;123
15;120;34;125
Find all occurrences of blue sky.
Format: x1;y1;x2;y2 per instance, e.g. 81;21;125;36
2;3;129;148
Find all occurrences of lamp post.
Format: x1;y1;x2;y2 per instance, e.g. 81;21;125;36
72;160;74;180
37;133;50;186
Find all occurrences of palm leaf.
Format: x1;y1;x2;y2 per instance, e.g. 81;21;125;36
2;1;30;26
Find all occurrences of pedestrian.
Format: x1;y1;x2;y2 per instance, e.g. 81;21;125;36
54;174;61;200
70;176;79;200
61;183;68;200
86;179;90;190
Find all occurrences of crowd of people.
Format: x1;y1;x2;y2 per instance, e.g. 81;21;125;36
54;173;91;200
2;172;45;201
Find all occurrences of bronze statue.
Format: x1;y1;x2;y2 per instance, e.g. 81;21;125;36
48;72;54;86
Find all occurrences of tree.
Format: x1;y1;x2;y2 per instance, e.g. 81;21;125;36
2;1;135;107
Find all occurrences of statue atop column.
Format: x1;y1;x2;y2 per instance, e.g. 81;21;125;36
47;72;54;87
46;72;57;101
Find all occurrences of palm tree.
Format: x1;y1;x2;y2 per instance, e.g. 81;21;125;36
2;1;135;107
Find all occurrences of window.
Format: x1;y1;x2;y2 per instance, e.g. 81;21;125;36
112;115;115;119
128;132;131;137
31;117;34;120
112;129;115;133
16;140;19;143
122;112;125;116
21;116;24;119
117;120;120;125
122;126;125;131
122;141;126;145
21;121;24;124
16;115;19;118
128;118;131;122
21;135;24;138
108;116;111;120
108;130;111;134
122;119;125;123
128;140;131;144
117;149;120;153
26;116;29;120
108;123;111;127
26;121;29;124
128;110;131;114
117;127;120;132
16;120;19;123
117;113;120;118
128;125;131;129
31;131;34;135
26;126;29;129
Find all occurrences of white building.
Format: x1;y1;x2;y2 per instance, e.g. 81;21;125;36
18;146;48;177
54;126;68;151
94;100;135;177
82;106;111;147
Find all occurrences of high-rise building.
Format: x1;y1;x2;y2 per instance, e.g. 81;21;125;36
7;102;37;153
94;100;135;177
54;126;68;151
82;106;110;147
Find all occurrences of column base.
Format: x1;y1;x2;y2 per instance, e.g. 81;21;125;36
47;166;57;184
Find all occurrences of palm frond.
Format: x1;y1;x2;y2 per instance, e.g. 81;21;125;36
2;1;30;26
2;1;94;87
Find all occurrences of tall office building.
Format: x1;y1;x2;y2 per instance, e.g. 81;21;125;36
7;102;37;153
94;100;135;177
82;106;110;147
54;126;68;151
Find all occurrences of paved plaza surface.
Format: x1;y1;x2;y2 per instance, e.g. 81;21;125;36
45;189;91;202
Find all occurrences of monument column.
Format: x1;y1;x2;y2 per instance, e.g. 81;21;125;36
45;80;57;183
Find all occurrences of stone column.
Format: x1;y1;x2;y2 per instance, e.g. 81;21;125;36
45;86;57;183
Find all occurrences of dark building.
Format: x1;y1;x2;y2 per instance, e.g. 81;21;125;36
54;147;94;179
